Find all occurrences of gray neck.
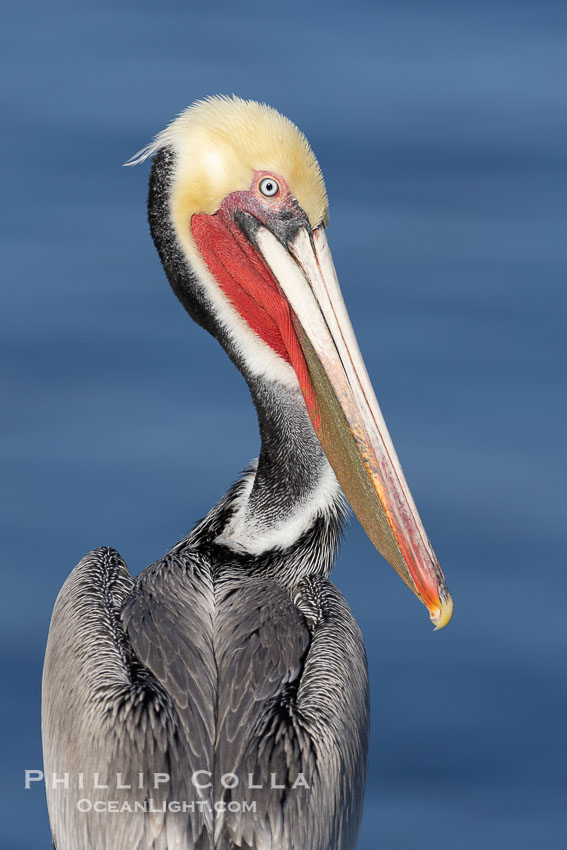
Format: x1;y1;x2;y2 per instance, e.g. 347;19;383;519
250;377;333;521
183;376;345;583
216;376;341;556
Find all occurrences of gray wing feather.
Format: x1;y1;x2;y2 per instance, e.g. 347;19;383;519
121;551;217;834
42;547;215;850
43;550;368;850
213;573;369;850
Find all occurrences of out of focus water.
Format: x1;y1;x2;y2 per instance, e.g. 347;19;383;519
2;1;566;848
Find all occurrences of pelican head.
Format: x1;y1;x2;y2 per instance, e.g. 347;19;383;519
128;95;453;629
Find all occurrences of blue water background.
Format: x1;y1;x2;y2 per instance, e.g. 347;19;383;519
2;1;566;847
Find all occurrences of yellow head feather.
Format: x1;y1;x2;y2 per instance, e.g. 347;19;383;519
129;96;329;233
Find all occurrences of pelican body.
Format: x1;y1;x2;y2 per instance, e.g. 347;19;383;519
42;97;452;850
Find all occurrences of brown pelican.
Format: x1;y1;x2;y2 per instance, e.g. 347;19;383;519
42;96;453;850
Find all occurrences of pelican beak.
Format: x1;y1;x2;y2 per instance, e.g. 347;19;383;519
253;223;453;629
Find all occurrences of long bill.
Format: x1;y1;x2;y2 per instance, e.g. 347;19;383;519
253;224;453;629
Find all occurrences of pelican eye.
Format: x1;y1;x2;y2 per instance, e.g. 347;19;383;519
259;177;279;197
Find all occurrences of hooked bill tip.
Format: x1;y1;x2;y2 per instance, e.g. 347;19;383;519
429;593;454;631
